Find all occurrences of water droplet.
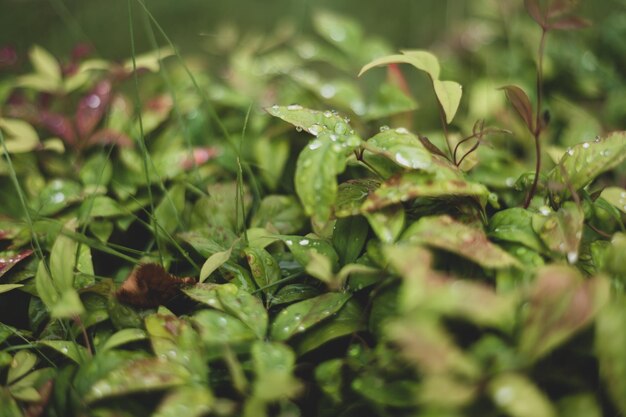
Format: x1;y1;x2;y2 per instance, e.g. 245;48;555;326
332;144;343;152
505;177;515;187
299;239;310;246
50;192;66;204
294;313;302;320
320;84;336;99
395;127;409;134
309;124;321;136
567;251;578;264
329;134;339;142
308;140;322;150
287;104;303;111
86;94;101;109
379;125;390;132
323;110;333;118
271;104;280;112
394;152;411;167
566;147;574;156
61;347;69;353
539;206;551;216
295;126;303;132
297;325;306;332
594;135;601;143
494;386;514;405
334;122;348;135
601;149;610;157
330;27;347;42
582;142;590;149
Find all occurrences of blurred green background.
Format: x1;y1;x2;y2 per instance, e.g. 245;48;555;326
1;0;623;60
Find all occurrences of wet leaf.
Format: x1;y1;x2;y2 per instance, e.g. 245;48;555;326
599;186;626;213
332;216;369;264
275;235;339;269
75;80;112;138
270;292;351;341
85;358;190;403
313;11;363;56
362;170;489;212
296;299;365;354
364;204;405;243
489;208;544;252
36;179;83;216
335;179;380;218
154;385;214;417
250;195;306;234
39;340;89;364
532;202;584;263
501;85;534;132
294;133;351;226
488;373;556;417
401;215;520;269
0;249;33;279
192;309;256;350
364;128;432;170
595;296;626;415
549;132;626;202
251;341;301;400
244;247;281;294
100;328;147;351
270;284;321;306
519;265;609;362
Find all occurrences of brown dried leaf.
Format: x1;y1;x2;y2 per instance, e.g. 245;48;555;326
115;263;195;308
501;85;534;133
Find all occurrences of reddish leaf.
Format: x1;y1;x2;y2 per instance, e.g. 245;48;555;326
0;249;33;278
181;147;220;170
501;85;534;133
87;128;133;148
524;0;546;27
548;15;591;30
547;0;576;18
38;111;76;145
116;263;195;308
0;46;18;69
75;80;112;139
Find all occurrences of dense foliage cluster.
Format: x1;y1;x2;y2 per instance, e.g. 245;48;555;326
0;1;625;416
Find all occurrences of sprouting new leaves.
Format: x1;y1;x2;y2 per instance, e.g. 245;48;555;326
360;50;462;123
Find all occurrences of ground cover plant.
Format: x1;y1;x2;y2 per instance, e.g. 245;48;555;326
0;0;625;416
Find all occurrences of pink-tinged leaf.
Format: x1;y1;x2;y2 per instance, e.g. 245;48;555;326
501;85;534;133
548;15;591;30
0;46;18;69
38;111;76;145
0;249;33;278
87;128;133;148
181;147;220;170
75;80;112;139
524;0;546;27
547;0;576;18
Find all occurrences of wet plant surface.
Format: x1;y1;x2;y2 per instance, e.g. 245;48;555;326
0;0;626;416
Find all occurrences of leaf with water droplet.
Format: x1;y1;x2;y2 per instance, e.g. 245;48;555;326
270;284;321;306
488;208;544;252
401;215;520;269
153;385;215;417
100;328;147;352
549;131;626;202
192;310;256;356
332;215;369;264
7;351;37;385
531;202;584;263
245;247;281;295
600;187;626;214
270;292;351;341
251;341;302;401
519;265;609;362
0;249;33;279
334;179;381;218
274;235;339;269
39;340;89;364
362;169;489;212
364;128;433;170
488;373;557;417
364;204;405;243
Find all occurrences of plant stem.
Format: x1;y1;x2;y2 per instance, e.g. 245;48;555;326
524;27;548;209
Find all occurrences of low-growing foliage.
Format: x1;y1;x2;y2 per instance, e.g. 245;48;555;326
0;1;625;416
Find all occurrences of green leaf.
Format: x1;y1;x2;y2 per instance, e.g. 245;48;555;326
359;50;440;79
489;208;544;252
49;289;84;319
275;235;339;269
39;340;89;364
600;186;626;213
433;80;463;124
216;285;268;339
312;11;363;56
332;216;369;264
192;309;256;351
294;133;351;226
270;284;321;306
270;292;351;341
532;202;584;263
488;373;557;417
250;195;306;235
352;374;418;407
36;179;83;216
35;260;59;312
0;284;23;294
244;247;281;294
0;118;40;153
49;219;79;292
154;385;215;417
7;351;37;384
0;388;22;417
154;183;185;236
549;131;626;202
200;246;233;283
334;179;381;218
85;358;190;403
29;45;61;82
251;341;301;401
254;136;290;190
519;266;609;362
596;295;626;415
362;170;489;212
401;215;520;269
100;328;147;352
364;127;433;170
364;204;405;243
296;299;365;355
315;359;344;403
